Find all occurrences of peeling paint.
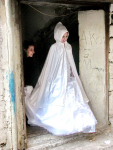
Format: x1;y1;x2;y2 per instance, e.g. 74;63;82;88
9;71;16;115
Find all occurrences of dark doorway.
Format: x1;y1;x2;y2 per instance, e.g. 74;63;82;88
20;1;109;149
21;3;79;88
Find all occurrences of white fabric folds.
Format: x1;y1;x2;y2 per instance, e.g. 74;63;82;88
25;22;97;135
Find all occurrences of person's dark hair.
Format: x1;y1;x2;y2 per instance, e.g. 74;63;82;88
23;40;34;50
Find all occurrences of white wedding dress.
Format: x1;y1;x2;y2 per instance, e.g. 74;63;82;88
25;22;97;135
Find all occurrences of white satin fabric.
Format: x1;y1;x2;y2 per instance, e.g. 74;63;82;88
25;22;97;135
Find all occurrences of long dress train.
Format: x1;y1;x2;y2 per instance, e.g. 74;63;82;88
24;22;97;135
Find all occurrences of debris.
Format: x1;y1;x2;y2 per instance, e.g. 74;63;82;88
87;136;96;141
104;140;111;144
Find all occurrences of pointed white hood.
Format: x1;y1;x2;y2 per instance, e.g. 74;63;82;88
54;22;68;42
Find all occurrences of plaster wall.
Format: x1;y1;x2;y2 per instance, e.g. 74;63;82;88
12;1;27;149
109;4;113;117
0;0;17;149
78;10;108;128
0;0;26;149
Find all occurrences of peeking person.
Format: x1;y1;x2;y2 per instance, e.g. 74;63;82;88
23;40;35;88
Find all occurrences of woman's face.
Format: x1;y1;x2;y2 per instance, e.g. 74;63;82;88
61;32;68;43
26;45;35;57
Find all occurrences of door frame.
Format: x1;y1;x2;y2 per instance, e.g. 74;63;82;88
18;1;110;148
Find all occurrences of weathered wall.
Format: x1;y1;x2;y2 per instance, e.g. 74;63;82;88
0;1;8;146
78;10;108;129
0;0;17;149
12;1;27;149
109;4;113;117
0;0;26;149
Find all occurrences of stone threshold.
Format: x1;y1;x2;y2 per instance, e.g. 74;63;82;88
26;119;113;150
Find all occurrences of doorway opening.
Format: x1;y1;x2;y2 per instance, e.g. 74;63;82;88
21;3;79;147
20;1;109;148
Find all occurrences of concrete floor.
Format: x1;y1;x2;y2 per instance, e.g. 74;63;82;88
51;117;113;150
27;116;113;150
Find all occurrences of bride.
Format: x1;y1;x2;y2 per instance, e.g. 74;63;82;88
24;22;97;135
